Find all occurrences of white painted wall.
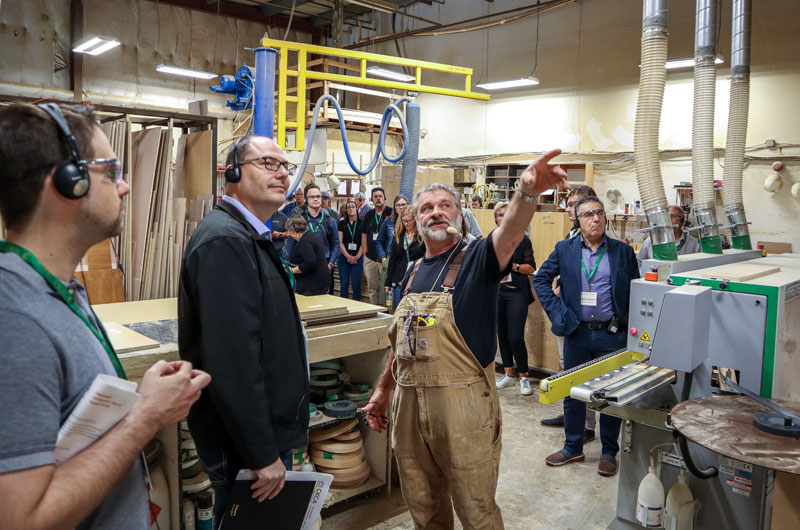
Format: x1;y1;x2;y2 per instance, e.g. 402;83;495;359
354;0;800;249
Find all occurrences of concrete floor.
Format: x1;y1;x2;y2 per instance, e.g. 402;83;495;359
322;375;619;530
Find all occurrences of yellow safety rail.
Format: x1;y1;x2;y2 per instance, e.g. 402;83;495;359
261;37;490;150
538;350;646;404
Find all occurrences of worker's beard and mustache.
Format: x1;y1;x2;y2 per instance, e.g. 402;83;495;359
420;213;463;241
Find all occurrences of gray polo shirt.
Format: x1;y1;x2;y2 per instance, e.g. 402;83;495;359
0;252;148;530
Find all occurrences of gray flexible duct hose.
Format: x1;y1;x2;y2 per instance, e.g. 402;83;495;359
635;0;676;260
399;102;420;202
691;0;722;253
723;0;752;249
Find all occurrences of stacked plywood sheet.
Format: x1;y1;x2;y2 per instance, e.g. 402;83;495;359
118;126;214;301
295;294;386;325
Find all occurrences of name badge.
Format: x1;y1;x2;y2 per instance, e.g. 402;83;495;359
581;291;598;307
373;233;379;240
348;243;357;251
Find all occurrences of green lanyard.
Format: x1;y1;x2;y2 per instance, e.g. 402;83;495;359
403;234;411;260
347;220;358;243
307;211;324;233
676;236;686;252
580;245;606;292
279;256;296;290
0;240;127;379
373;210;384;232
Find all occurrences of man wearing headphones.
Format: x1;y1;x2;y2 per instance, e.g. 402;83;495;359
636;204;700;274
178;135;310;527
0;103;211;530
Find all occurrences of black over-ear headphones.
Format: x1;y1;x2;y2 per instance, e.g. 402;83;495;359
37;103;90;199
225;137;244;183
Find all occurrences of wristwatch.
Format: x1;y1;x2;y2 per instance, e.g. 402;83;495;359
514;179;539;204
514;264;521;272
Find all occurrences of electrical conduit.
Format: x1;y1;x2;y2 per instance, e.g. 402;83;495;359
722;0;753;250
635;0;677;261
691;0;723;253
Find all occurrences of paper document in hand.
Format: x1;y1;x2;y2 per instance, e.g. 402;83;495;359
55;374;139;464
221;470;333;530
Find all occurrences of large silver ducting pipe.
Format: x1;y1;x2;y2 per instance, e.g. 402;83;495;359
722;0;752;249
635;0;677;260
691;0;723;253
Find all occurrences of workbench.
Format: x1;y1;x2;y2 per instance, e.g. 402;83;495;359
93;296;394;527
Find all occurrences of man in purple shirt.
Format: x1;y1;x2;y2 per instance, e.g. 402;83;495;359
533;196;639;477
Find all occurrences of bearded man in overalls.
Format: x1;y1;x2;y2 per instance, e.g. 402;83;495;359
364;150;569;530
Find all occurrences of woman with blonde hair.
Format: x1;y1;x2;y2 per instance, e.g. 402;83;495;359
384;205;425;310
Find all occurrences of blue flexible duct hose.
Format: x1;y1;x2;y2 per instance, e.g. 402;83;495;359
398;102;420;202
286;95;412;200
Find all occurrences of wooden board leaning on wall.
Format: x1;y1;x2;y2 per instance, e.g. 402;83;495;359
80;124;214;303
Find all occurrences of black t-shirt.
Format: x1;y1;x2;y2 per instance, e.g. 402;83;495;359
500;235;536;302
270;210;288;254
338;218;364;254
399;233;510;368
362;206;393;260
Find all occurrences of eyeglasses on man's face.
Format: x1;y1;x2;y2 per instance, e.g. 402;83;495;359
578;208;606;219
241;156;296;176
85;158;124;185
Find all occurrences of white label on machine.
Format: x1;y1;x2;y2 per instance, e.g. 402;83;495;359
720;456;753;473
661;452;684;469
581;291;598;307
635;502;663;527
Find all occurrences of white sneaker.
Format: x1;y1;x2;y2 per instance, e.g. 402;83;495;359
520;377;533;396
496;374;515;388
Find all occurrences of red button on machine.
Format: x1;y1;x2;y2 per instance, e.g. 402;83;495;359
630;328;638;336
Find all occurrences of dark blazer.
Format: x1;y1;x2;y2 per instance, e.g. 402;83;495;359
178;201;309;470
291;231;331;295
533;234;639;337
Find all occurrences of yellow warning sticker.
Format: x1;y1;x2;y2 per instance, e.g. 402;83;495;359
640;331;651;342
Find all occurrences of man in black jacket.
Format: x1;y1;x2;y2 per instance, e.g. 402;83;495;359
178;135;309;527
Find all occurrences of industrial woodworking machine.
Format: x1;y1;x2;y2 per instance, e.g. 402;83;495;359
539;249;800;529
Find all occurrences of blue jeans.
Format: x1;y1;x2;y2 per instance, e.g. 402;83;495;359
562;325;625;457
337;255;363;300
195;445;293;529
392;283;403;311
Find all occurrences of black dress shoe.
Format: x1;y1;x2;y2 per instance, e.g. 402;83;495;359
583;429;596;444
541;414;564;427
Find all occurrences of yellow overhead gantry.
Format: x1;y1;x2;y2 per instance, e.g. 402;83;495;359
261;37;490;150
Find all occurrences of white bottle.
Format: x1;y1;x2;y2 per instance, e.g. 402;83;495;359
636;465;665;527
183;497;196;530
664;471;697;530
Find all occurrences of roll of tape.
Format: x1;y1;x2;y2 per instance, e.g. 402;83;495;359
310;447;365;469
324;399;358;419
310;368;339;378
332;429;361;442
308;418;358;443
313;437;363;454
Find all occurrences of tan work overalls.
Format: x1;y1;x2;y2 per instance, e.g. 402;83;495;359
388;249;504;530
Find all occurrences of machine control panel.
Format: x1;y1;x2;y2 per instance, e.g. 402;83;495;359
627;280;674;355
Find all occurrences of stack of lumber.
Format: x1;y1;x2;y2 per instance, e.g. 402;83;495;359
308;419;371;489
295;294;386;325
115;125;213;301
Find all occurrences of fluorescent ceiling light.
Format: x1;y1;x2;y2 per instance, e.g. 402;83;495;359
346;0;397;14
476;76;540;90
73;36;121;56
156;64;218;80
641;56;725;70
366;66;416;82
